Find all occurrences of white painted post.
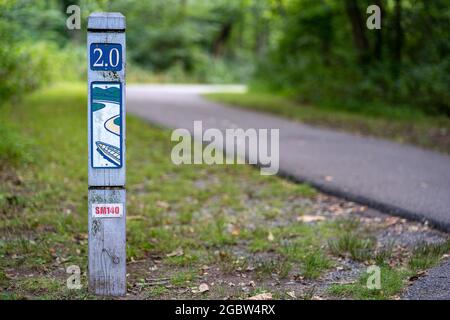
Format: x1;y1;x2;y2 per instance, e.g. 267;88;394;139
87;12;126;296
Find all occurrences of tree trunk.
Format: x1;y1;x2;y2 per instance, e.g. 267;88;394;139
393;0;403;65
374;0;383;61
344;0;370;64
212;22;232;58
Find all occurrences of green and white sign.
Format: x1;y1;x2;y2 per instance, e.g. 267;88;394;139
91;82;122;168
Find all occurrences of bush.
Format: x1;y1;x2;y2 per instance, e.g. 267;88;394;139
0;123;33;168
0;40;84;103
252;0;450;117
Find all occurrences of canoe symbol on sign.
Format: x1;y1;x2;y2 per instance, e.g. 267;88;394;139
96;141;121;166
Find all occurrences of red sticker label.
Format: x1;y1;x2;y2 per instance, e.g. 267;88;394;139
92;203;123;218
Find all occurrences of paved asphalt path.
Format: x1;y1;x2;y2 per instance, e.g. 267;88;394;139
402;258;450;299
127;84;450;232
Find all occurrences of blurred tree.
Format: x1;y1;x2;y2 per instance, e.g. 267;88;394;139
0;0;448;114
255;0;450;115
345;0;370;64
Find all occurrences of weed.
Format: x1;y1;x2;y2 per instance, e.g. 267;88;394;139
409;241;450;271
254;258;291;279
301;251;333;279
328;266;412;300
328;233;375;262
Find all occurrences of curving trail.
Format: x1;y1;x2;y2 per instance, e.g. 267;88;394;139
126;84;450;233
92;100;121;167
104;115;121;136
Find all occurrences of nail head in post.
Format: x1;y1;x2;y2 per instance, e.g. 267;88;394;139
88;12;126;32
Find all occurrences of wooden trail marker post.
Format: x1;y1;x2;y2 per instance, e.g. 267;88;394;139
87;12;126;296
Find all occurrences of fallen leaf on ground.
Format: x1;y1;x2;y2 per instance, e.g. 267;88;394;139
198;283;209;293
227;224;240;236
409;270;426;282
156;200;170;209
385;217;400;226
248;293;272;300
166;247;184;257
293;274;304;281
287;291;296;299
297;215;326;223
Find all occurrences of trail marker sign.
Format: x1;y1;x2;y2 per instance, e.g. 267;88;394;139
90;43;123;71
90;82;123;169
87;12;126;296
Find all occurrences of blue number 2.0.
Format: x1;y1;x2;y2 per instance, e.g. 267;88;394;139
90;43;122;71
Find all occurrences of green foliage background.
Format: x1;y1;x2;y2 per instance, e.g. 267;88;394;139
0;0;449;114
255;0;450;115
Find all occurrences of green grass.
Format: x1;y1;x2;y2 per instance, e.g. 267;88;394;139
328;266;413;300
1;83;447;299
409;241;450;271
205;92;450;154
0;83;327;298
327;240;450;300
146;285;169;298
328;232;376;262
0;123;34;168
9;275;95;300
301;251;333;279
254;258;291;280
170;270;197;287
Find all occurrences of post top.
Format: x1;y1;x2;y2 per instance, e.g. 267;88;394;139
88;12;126;31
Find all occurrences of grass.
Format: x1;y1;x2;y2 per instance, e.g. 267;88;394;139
0;123;34;168
0;83;326;298
170;270;197;287
328;232;376;262
327;240;450;300
301;251;333;279
205;92;450;154
254;258;291;280
409;241;450;271
146;285;169;298
328;266;413;300
0;83;448;300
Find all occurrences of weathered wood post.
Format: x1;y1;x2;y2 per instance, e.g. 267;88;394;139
87;12;126;296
